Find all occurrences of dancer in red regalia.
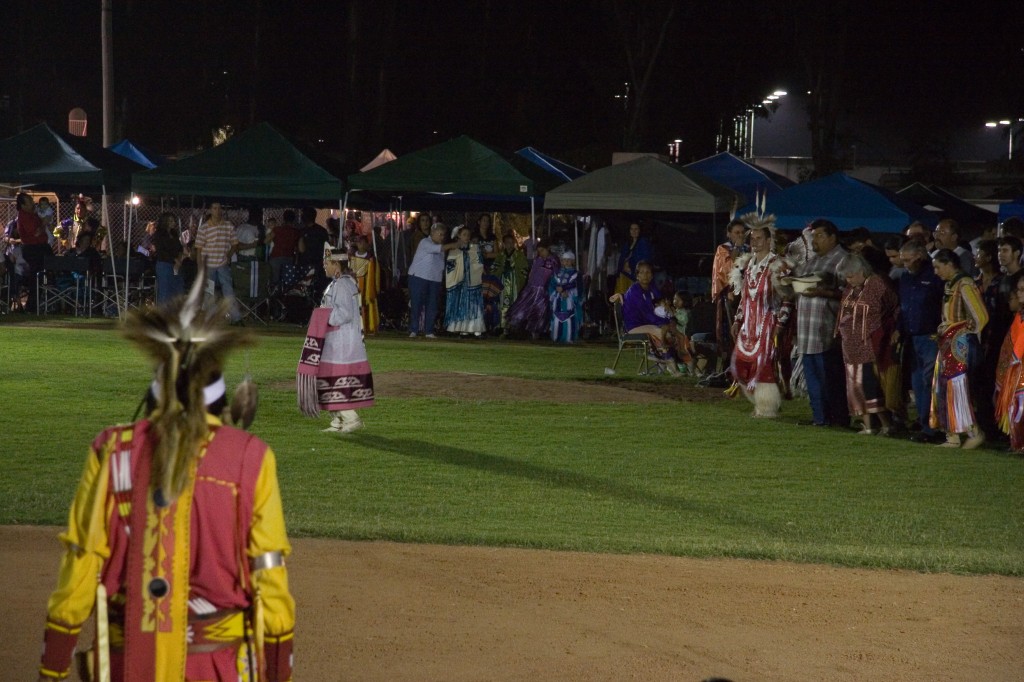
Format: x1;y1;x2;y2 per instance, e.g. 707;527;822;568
729;213;794;418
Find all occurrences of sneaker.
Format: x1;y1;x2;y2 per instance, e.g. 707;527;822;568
322;416;343;432
425;334;437;339
963;431;986;450
857;427;875;435
340;419;364;434
409;332;418;338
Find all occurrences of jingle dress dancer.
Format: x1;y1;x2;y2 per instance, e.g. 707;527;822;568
297;247;375;434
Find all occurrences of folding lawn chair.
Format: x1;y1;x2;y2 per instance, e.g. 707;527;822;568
607;298;655;375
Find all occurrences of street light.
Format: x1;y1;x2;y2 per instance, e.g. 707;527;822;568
747;90;787;158
985;118;1024;160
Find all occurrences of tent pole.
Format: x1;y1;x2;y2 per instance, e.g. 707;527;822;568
574;218;579;265
340;192;349;249
530;197;536;247
103;185;121;317
124;193;134;319
342;197;350;248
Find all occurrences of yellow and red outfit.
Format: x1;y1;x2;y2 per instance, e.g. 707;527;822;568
930;273;988;434
349;250;380;333
40;414;295;681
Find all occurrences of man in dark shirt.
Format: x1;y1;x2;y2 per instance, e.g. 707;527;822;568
297;207;329;298
898;240;945;443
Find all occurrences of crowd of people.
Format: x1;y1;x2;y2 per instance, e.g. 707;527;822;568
698;211;1024;452
405;215;584;342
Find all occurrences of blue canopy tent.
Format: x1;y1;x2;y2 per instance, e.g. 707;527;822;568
738;172;938;233
108;139;167;169
515;146;586;182
998;197;1024;223
896;182;996;232
685;152;792;206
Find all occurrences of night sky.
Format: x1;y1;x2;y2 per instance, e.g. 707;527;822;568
2;1;1021;169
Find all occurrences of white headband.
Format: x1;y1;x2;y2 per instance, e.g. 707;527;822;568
150;375;226;405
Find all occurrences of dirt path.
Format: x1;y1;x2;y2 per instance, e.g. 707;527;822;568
6;525;1021;681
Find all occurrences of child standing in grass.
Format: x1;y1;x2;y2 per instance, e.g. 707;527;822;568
549;250;582;343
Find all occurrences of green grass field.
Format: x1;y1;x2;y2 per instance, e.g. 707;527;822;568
2;319;1022;576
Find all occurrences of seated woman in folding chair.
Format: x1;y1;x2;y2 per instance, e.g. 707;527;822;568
611;261;679;375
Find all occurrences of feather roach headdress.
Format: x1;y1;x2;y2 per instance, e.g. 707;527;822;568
121;263;256;504
739;211;778;248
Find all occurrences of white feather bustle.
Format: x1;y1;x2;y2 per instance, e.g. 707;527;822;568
752;382;782;418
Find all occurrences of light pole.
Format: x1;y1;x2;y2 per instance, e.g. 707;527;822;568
748;90;787;158
986;118;1024;160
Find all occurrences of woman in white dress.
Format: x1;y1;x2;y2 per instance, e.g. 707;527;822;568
297;247;374;433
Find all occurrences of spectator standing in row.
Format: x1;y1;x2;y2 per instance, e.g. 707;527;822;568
930;249;988;448
475;213;497;273
235;210;259;261
506;240;560;339
932;218;976;276
267;211;301;292
899;240;946;443
549;250;582;343
994;272;1024;451
973;239;1010;439
407;223;457;337
614;222;653;296
297;207;329;298
795;219;848;427
16;192;49;313
153;212;184;304
492;233;528;334
194;202;241;323
836;253;900;435
997;236;1023;310
350;234;380;334
712;219;748;372
444;226;486;335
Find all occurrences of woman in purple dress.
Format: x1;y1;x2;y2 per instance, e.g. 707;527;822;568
506;241;560;339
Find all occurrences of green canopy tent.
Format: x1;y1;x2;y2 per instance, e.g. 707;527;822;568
544;155;740;214
346;135;567;243
544;155;742;269
0;123;147;317
0;122;143;192
132;122;347;202
130;122;349;319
